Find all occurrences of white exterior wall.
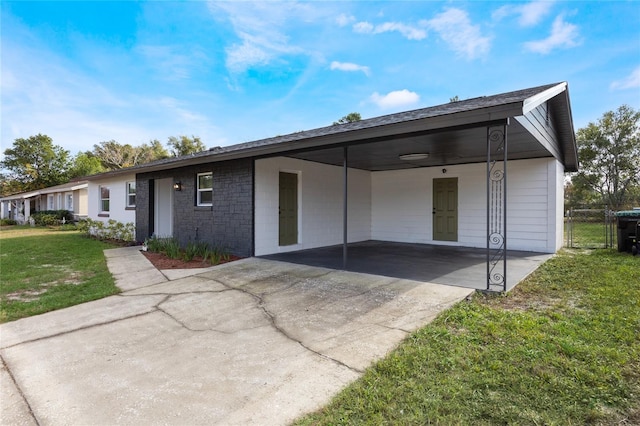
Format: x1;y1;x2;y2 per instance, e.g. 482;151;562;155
371;158;564;253
87;174;137;225
255;157;371;256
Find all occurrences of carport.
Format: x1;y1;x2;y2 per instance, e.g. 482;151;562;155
254;82;576;292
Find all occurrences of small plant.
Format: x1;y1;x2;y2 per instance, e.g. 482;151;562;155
207;246;231;265
163;238;181;259
182;240;210;262
144;236;181;259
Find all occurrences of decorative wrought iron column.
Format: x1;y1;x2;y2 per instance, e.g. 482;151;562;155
487;121;508;292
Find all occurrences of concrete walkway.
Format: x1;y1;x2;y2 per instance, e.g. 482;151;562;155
1;247;473;425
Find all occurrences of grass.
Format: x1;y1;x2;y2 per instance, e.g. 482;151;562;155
567;220;617;249
297;249;640;425
0;226;120;323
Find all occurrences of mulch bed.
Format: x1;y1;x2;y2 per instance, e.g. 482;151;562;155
141;251;241;270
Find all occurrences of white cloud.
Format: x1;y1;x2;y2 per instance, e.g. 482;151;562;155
610;66;640;90
493;1;554;27
370;89;420;109
209;2;318;73
353;21;375;34
136;44;208;81
524;15;580;54
353;20;426;40
330;61;370;76
0;40;222;154
424;8;492;59
336;13;355;27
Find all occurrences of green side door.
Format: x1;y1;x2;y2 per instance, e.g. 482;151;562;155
433;177;458;242
279;172;298;246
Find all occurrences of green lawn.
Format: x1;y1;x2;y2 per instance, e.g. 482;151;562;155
298;249;640;425
567;220;616;249
0;226;120;323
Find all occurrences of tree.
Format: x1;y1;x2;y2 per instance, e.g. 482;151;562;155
68;152;105;178
167;135;206;157
92;140;169;170
449;95;460;102
573;104;640;210
333;112;362;125
1;134;71;191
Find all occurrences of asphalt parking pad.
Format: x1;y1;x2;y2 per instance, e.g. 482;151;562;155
1;257;472;425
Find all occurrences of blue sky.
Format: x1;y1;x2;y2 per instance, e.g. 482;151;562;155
1;1;639;155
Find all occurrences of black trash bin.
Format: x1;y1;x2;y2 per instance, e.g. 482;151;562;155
616;210;640;253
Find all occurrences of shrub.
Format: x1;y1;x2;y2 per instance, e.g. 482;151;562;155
0;219;17;226
143;237;231;265
31;210;74;226
78;218;135;242
144;236;181;259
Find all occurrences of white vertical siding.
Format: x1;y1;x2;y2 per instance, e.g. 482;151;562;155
254;157;371;256
87;174;137;225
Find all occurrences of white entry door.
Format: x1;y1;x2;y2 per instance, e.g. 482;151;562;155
154;178;173;237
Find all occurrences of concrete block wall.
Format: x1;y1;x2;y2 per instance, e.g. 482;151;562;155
136;159;253;257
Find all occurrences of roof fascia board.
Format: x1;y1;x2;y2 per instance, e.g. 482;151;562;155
522;82;567;115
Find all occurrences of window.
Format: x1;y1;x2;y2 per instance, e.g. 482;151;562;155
66;193;73;211
126;182;136;208
197;172;213;206
100;186;110;212
47;195;54;210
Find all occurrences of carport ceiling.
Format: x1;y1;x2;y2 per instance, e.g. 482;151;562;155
285;119;552;172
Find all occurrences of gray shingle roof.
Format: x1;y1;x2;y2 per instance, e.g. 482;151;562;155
85;82;570;178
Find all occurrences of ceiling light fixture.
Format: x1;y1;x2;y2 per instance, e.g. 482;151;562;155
399;153;429;161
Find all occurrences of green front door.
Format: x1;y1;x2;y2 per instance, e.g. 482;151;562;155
279;172;298;246
433;178;458;242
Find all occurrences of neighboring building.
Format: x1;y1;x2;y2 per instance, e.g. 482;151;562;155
84;82;577;274
0;181;88;223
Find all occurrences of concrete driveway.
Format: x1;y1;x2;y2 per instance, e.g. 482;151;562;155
1;247;472;425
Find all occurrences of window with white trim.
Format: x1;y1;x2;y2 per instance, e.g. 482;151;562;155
47;195;54;210
197;172;213;206
66;193;73;211
126;182;136;208
100;186;110;212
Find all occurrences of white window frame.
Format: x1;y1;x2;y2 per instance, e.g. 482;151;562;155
126;182;136;208
196;172;213;206
47;194;54;210
65;192;73;211
100;186;110;213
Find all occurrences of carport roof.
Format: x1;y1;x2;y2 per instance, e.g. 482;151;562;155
85;81;577;178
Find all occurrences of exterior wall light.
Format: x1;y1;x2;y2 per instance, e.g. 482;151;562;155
173;181;182;191
399;153;429;161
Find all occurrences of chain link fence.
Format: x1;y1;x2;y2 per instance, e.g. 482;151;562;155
566;207;616;249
